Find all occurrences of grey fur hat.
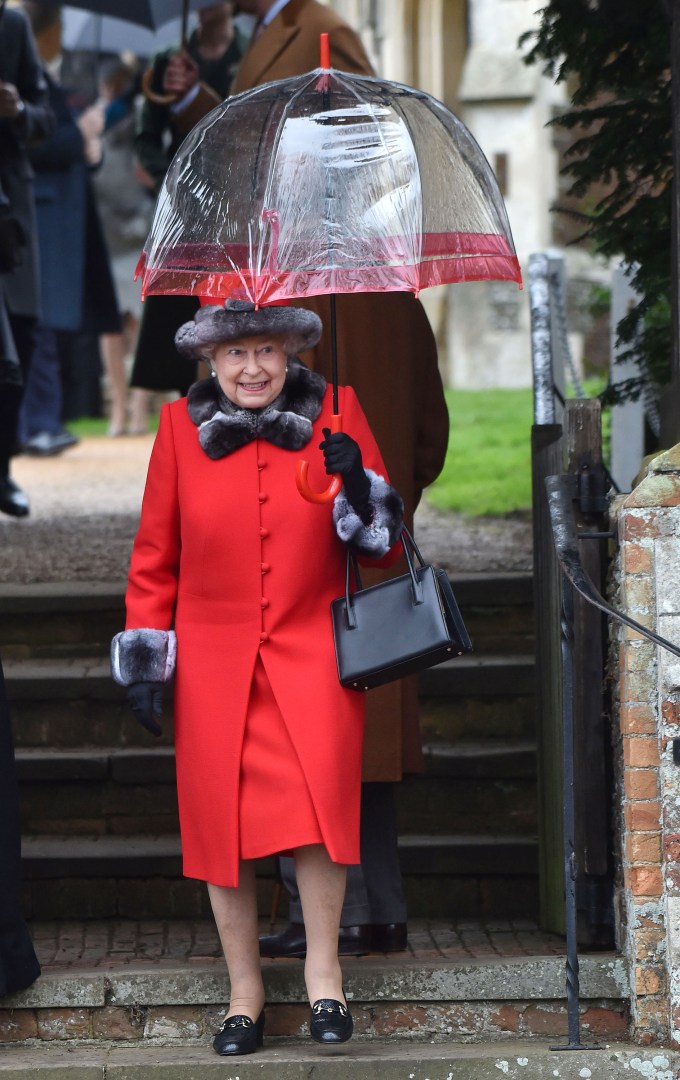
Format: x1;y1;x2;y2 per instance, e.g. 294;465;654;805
175;299;323;359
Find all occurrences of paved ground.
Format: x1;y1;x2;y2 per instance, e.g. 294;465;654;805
0;435;533;582
31;919;566;971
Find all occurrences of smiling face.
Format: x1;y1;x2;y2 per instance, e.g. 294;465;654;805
211;334;288;409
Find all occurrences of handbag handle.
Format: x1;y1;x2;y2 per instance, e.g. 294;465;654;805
344;525;424;631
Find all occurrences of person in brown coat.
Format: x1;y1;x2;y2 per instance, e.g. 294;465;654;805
235;0;451;958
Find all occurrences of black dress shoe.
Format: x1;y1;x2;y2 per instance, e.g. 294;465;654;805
23;430;79;457
310;998;353;1044
259;922;370;958
259;921;307;958
339;924;371;956
371;922;408;953
0;476;29;518
212;1010;264;1056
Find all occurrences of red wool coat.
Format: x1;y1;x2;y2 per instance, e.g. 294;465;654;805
124;384;392;888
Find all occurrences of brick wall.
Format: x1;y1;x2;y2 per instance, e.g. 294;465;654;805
612;444;680;1045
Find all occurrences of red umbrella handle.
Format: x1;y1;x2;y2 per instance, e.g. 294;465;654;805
295;413;343;504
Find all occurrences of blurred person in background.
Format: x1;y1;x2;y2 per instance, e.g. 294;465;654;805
93;55;151;436
233;0;450;961
0;0;54;513
130;2;247;398
18;1;122;455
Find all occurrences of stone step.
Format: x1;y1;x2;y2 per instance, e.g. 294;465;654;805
0;575;534;660
15;743;537;838
0;952;629;1050
2;1042;664;1076
447;572;534;656
19;834;538;921
14;741;536;784
20;834;538;879
0;583;125;660
5;656;535;749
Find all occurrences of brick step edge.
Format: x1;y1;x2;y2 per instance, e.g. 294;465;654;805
20;834;539;878
15;741;537;783
3;953;627;1010
0;1041;662;1078
4;655;536;699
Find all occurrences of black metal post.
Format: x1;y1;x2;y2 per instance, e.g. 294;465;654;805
550;576;592;1051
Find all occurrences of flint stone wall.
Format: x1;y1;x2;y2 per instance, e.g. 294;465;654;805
611;443;680;1045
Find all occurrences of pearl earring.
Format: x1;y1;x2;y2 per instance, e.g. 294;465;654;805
210;369;216;378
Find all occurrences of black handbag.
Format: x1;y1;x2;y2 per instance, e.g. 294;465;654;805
331;525;472;691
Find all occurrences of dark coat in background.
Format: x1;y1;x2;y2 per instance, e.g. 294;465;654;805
0;5;54;320
130;28;247;395
0;656;40;997
232;0;451;781
28;73;119;335
0;178;21;388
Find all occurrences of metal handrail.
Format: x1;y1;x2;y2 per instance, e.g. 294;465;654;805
546;475;680;658
545;473;680;1053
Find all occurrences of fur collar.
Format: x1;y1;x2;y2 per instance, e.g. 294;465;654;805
186;358;327;460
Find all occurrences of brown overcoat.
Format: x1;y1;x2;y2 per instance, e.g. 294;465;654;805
232;0;450;780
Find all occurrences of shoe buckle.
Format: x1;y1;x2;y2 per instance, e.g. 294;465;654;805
313;1002;347;1016
222;1015;252;1030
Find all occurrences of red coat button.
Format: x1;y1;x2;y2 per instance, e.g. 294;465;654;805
259;493;268;504
259;527;269;539
261;563;270;574
257;460;266;470
259;632;269;644
261;598;269;609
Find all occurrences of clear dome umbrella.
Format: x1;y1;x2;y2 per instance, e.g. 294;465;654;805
137;41;522;500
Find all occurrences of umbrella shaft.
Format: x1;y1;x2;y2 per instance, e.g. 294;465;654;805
330;293;339;414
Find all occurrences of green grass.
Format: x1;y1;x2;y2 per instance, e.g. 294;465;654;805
426;388;533;517
427;381;611;518
66;416;159;437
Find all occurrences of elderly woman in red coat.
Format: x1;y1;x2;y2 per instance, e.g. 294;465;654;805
111;299;402;1056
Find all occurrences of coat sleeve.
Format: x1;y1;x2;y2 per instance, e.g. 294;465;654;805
126;402;181;629
332;385;403;559
412;330;449;506
12;10;55;147
28;82;84;172
111;404;181;686
133;54;172;195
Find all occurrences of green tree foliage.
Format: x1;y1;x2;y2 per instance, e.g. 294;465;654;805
521;0;672;399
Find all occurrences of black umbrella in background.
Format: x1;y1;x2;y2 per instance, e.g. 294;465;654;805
52;0;232;105
49;0;199;33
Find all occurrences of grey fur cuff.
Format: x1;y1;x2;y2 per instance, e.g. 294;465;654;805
111;629;177;687
333;469;404;558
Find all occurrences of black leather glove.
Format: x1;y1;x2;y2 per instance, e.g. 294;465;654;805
127;681;164;737
319;428;372;523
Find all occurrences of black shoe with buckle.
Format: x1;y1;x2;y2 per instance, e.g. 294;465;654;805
310;998;353;1044
212;1009;265;1056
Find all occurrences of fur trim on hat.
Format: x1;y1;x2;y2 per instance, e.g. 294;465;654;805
333;470;404;558
186;358;327;460
111;629;177;686
175;298;323;359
